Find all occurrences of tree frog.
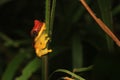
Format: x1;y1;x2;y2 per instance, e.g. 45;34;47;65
31;20;52;57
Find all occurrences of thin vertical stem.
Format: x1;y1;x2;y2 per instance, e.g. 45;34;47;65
45;0;51;33
41;0;56;79
41;56;48;80
50;0;56;36
41;0;51;80
72;34;83;69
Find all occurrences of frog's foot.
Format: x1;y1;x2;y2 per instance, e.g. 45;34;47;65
37;48;52;57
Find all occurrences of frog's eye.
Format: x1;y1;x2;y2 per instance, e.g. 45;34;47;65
31;20;43;37
31;31;38;38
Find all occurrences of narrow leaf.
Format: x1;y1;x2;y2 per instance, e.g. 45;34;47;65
97;0;114;51
2;49;27;80
50;69;85;80
16;58;41;80
72;34;83;68
73;65;93;73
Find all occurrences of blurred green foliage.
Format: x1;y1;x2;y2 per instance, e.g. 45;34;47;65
0;0;120;80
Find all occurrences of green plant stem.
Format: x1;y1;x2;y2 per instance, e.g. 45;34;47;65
50;0;56;36
97;0;114;52
45;0;51;33
42;0;56;79
41;56;48;80
41;0;51;80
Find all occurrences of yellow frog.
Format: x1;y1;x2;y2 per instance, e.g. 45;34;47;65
31;20;52;57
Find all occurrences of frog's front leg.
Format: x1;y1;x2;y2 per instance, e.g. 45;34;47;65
44;35;50;47
40;33;50;49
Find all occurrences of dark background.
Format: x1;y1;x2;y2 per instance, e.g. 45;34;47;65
0;0;120;80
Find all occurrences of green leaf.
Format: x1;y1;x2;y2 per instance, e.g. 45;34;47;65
16;58;41;80
0;0;11;6
72;34;83;68
97;0;114;52
72;0;91;23
2;49;28;80
50;69;85;80
112;5;120;15
73;65;93;73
